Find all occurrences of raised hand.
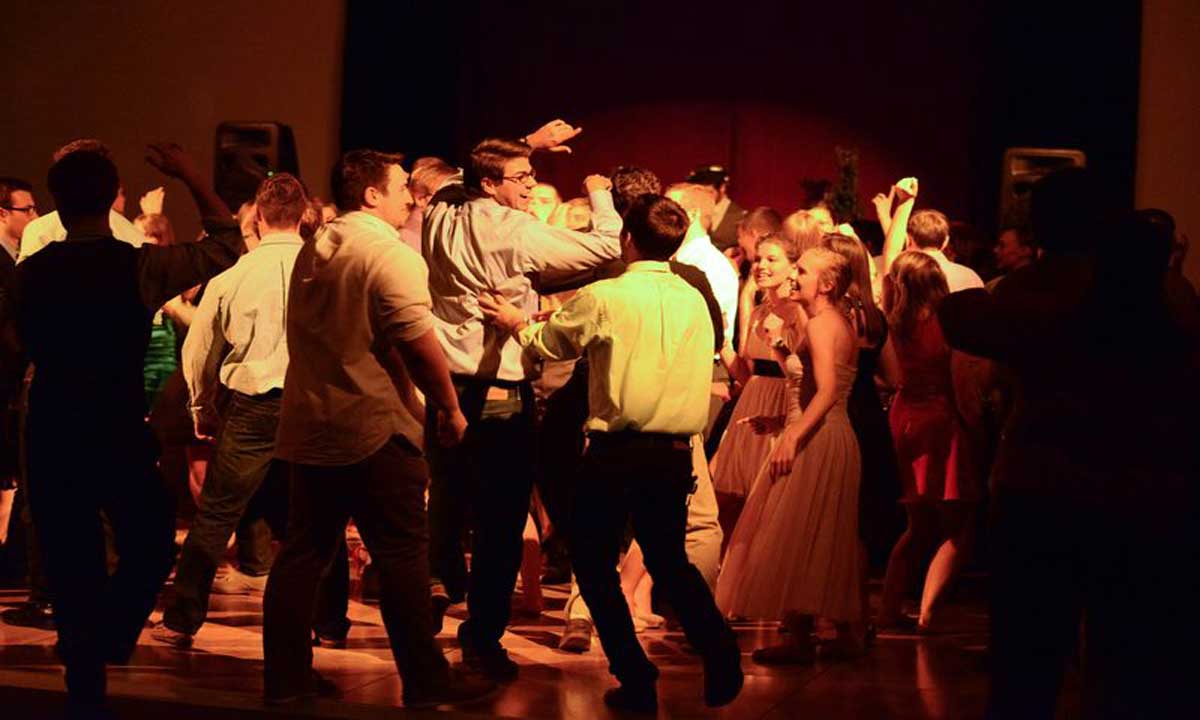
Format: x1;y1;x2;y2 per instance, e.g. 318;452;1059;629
140;186;166;215
894;177;919;203
145;142;201;182
872;187;895;221
525;119;583;154
583;174;612;194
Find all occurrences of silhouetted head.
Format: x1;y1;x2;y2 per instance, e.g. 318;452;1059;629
621;194;690;262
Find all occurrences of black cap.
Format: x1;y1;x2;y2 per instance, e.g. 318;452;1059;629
686;165;729;188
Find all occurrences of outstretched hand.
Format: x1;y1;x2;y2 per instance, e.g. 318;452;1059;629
146;142;201;182
525;119;583;154
737;414;786;435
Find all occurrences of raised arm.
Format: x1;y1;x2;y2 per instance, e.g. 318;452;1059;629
517;175;621;275
138;143;243;308
883;177;918;275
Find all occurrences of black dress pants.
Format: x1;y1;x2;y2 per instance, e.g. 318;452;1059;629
26;411;176;701
569;434;738;688
426;379;536;650
263;436;448;699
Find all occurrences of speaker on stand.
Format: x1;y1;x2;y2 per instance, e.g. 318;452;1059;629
214;122;299;211
998;147;1086;227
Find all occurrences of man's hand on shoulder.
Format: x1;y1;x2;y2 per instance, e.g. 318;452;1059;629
524;119;583;154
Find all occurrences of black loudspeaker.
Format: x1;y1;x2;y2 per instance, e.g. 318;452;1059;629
214;122;299;211
999;147;1086;226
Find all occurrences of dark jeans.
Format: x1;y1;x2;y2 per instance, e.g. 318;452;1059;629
263;436;448;698
26;411;175;700
426;378;536;649
164;391;348;637
570;434;737;688
987;492;1191;720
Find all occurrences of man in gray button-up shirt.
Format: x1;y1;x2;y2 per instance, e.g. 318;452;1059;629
422;120;621;681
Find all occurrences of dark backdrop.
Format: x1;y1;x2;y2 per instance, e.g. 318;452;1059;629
342;0;1140;232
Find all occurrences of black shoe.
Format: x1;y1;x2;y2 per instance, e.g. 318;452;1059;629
458;624;518;683
603;685;658;713
431;584;452;635
704;648;744;707
312;629;347;649
539;565;572;586
264;669;340;705
404;669;499;708
2;601;55;630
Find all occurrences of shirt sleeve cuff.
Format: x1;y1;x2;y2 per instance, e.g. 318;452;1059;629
200;216;239;234
587;189;615;213
516;321;545;348
386;311;436;344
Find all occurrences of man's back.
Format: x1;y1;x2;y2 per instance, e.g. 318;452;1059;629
422;187;621;381
277;212;433;465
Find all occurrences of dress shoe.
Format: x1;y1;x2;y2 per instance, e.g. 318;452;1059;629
150;622;194;649
264;669;340;705
603;684;658;713
704;648;744;707
2;601;55;630
404;668;499;708
458;623;518;682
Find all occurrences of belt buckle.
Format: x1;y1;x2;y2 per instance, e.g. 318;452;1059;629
485;386;511;402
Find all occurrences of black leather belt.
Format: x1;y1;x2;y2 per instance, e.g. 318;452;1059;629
587;431;691;452
751;359;784;378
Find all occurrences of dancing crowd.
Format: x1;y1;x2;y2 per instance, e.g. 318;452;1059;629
0;118;1195;719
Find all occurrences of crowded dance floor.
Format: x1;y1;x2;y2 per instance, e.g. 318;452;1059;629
1;1;1197;718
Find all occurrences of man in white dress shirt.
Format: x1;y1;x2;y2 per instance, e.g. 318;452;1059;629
422;120;622;681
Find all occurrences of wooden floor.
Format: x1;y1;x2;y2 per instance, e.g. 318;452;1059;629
0;573;995;719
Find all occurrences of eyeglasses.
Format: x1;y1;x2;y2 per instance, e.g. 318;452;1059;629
3;205;36;214
501;170;537;185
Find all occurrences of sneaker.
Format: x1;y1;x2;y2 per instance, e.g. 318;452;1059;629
1;601;55;630
150;622;194;649
404;669;499;708
210;569;268;595
603;684;658;713
458;624;518;683
264;669;340;705
558;618;593;653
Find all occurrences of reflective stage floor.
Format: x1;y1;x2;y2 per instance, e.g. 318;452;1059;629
0;574;998;719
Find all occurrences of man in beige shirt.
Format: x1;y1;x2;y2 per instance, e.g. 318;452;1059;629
266;150;489;708
480;194;742;714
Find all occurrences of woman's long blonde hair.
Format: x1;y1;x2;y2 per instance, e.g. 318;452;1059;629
885;251;948;343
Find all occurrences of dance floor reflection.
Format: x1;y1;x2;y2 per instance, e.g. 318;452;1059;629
0;576;994;719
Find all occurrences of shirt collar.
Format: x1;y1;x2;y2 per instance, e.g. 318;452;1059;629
343;210;400;238
257;231;304;247
675;233;714;256
626;260;672;274
921;248;949;264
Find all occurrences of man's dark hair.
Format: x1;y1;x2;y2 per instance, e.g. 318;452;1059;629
47;151;118;218
0;177;33;208
331;150;404;211
908;209;950;250
1031;167;1119;255
52;138;112;163
623;194;689;260
255;173;310;229
611;166;662;216
465;138;530;190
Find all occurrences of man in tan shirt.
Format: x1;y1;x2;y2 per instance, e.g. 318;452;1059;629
266;150;490;708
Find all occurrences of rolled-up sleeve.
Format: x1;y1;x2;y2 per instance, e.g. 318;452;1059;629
517;286;604;362
514;190;622;275
371;244;435;343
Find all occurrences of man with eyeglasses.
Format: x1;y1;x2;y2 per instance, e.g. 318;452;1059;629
421;120;622;682
0;177;38;260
